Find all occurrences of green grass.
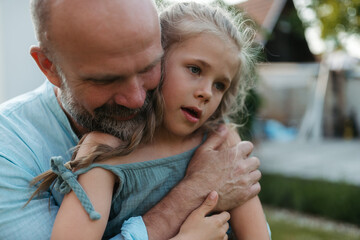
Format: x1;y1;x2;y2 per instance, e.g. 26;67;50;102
264;207;360;240
259;173;360;225
268;218;359;240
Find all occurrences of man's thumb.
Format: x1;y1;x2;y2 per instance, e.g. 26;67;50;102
199;191;218;216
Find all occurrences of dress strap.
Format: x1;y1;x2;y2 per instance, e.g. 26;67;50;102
51;156;101;220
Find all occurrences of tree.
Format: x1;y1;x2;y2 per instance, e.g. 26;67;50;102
306;0;360;49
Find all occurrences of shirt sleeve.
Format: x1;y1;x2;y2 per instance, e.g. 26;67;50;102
0;156;58;240
267;222;272;240
0;155;148;240
109;216;148;240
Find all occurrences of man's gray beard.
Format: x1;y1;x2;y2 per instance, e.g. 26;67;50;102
58;85;151;141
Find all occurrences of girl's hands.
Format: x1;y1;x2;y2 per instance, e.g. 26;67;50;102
171;191;230;240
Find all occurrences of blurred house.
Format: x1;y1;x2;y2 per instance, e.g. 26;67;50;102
237;2;360;226
0;1;44;103
236;0;360;141
237;0;315;62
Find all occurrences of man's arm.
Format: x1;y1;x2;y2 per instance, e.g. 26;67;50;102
143;126;261;240
0;156;57;240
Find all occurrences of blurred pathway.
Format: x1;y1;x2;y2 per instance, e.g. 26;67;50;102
254;140;360;186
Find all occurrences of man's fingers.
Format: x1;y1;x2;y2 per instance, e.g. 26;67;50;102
249;168;262;182
198;191;219;216
246;156;261;186
247;156;260;172
200;125;229;151
249;182;261;196
235;141;254;157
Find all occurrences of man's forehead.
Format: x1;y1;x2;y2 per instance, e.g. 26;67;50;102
49;0;160;46
50;0;158;24
49;0;162;66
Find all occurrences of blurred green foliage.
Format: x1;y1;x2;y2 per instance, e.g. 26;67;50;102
266;212;360;240
259;173;360;225
307;0;360;47
237;88;262;141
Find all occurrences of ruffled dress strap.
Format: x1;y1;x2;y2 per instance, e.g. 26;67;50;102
50;156;101;220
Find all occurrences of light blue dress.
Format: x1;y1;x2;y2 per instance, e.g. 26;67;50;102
52;143;201;239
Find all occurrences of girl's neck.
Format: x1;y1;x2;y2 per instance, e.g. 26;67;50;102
102;127;204;165
149;127;203;157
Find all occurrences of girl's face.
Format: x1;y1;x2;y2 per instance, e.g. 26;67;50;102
162;33;239;138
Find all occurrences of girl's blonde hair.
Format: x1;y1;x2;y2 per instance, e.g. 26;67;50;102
27;1;259;204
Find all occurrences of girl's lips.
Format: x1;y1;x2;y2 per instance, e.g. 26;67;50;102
181;106;202;123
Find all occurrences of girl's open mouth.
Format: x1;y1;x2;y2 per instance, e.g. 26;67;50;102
181;107;201;123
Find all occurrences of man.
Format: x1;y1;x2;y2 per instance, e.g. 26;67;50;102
0;0;261;239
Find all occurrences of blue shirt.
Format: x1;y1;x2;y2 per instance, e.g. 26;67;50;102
0;81;147;240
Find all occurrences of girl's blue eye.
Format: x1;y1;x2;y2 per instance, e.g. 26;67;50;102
188;66;201;74
214;82;226;91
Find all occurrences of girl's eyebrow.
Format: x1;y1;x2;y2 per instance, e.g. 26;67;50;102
195;59;231;84
194;59;211;69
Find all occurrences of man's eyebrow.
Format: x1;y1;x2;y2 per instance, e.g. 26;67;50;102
82;52;164;82
83;74;126;83
139;52;164;73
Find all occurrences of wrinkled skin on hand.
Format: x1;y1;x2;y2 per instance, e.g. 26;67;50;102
184;125;261;212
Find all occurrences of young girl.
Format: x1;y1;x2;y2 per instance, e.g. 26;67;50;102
29;2;269;239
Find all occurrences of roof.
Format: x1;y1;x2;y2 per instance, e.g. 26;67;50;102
236;0;287;33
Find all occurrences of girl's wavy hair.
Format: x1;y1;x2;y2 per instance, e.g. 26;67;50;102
159;1;260;132
26;1;260;205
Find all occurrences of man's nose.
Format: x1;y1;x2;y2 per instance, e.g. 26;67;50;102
113;78;147;109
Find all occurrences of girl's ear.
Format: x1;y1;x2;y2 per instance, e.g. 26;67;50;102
30;46;62;88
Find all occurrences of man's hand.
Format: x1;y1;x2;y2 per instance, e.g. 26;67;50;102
184;125;261;211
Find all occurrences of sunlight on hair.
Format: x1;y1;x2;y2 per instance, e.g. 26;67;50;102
168;0;212;3
223;0;248;4
167;0;248;5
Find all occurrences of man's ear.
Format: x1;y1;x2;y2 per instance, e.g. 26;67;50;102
30;46;62;88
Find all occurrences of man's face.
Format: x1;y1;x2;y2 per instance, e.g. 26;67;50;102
58;75;155;141
50;0;163;140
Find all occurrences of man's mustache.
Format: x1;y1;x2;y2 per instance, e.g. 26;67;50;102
93;92;152;118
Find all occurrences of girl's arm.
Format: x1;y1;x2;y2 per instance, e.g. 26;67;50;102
229;196;269;240
51;167;116;240
171;191;230;240
51;132;119;240
224;126;270;239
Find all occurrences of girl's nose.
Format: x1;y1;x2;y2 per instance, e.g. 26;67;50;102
194;83;212;103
